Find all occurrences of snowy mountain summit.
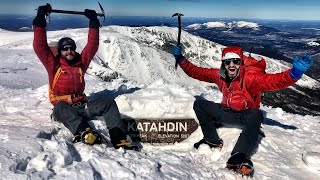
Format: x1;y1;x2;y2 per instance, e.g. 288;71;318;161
187;21;260;30
0;25;319;180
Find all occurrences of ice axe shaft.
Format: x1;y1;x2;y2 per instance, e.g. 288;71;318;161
50;9;104;17
38;2;105;21
172;13;184;69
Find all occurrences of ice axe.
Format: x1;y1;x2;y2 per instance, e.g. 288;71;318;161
172;13;184;69
37;2;106;22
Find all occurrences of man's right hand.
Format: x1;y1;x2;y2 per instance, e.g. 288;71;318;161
33;4;52;28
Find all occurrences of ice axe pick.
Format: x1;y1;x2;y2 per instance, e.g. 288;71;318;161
172;13;184;69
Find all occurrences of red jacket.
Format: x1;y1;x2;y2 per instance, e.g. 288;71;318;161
179;58;297;111
33;26;99;105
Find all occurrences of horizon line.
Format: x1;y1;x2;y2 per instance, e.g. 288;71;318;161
0;14;320;22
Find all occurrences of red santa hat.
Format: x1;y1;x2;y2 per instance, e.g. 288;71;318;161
222;46;243;60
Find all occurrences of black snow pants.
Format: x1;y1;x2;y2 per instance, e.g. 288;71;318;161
193;99;264;156
52;97;126;143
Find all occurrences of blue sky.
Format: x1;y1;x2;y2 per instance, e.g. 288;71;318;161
1;0;320;20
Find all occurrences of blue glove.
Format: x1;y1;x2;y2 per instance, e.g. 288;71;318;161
290;54;313;80
172;44;185;63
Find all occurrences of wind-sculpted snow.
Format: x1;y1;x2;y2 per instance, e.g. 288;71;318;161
0;26;319;179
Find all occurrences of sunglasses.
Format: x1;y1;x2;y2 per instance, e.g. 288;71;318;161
61;46;76;51
223;58;241;65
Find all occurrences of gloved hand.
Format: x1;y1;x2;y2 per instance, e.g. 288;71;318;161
37;4;52;17
85;9;98;20
85;9;100;28
290;54;313;80
33;4;52;27
172;44;185;63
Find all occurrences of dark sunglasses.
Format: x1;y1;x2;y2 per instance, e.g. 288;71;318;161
61;46;76;51
223;58;241;65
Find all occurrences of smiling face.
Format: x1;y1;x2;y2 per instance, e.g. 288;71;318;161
60;45;76;61
223;58;241;78
221;47;243;79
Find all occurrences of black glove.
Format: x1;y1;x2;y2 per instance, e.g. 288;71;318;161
85;9;97;20
37;4;52;17
33;4;52;28
85;9;100;28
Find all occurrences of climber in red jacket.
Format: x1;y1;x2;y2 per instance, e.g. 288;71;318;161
33;4;139;151
172;45;313;175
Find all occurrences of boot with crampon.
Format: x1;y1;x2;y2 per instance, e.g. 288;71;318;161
226;152;254;176
73;127;103;145
109;127;140;151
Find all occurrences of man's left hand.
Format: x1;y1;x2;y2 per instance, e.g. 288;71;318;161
85;9;98;20
290;54;313;79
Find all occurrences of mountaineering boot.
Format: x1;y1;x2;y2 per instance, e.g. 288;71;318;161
226;152;254;176
114;139;140;151
109;127;140;151
194;138;223;149
73;127;103;145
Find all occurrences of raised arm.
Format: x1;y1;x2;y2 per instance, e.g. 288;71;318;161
179;59;220;83
81;9;100;72
247;55;313;92
247;70;297;93
172;45;221;84
32;4;55;67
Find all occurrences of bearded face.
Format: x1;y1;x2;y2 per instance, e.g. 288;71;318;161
60;45;76;61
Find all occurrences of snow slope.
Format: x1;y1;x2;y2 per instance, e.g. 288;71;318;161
0;26;319;180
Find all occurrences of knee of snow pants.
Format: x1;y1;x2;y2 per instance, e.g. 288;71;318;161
232;108;264;155
86;97;125;132
242;108;264;130
52;101;90;135
193;99;222;141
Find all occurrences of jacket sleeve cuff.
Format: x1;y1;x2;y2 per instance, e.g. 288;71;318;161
89;19;100;28
289;68;303;80
175;54;185;63
32;16;47;28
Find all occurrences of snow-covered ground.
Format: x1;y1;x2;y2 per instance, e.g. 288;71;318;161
0;26;319;180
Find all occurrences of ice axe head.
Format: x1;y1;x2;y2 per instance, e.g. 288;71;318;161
98;2;106;22
172;12;184;45
172;13;184;70
172;13;184;17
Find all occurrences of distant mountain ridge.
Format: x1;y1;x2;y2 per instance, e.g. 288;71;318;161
186;21;280;34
